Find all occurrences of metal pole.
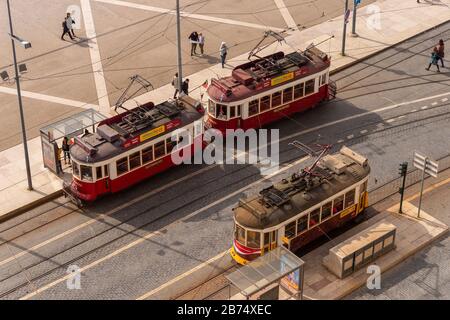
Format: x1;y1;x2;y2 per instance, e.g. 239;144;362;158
399;166;407;214
7;0;33;191
417;162;427;218
175;0;183;93
341;0;349;56
352;0;358;36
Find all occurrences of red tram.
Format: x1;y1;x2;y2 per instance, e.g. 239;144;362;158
63;96;205;205
230;145;370;265
206;46;336;133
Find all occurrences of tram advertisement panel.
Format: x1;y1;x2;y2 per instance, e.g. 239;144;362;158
41;137;58;174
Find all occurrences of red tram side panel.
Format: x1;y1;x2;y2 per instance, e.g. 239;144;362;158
64;96;205;204
205;48;336;133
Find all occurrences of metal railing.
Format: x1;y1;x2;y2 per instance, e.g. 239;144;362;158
369;154;450;205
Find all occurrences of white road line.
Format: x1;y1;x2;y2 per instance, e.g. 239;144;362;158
81;0;110;116
137;250;229;300
386;119;395;123
0;86;98;109
432;102;438;106
346;134;354;139
442;98;448;102
273;0;299;30
411;109;417;112
360;130;368;134
337;139;344;143
20;156;309;300
94;0;284;32
421;106;428;109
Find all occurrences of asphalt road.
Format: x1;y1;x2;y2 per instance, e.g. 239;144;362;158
0;21;449;300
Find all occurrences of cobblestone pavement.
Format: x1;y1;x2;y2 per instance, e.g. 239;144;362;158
0;21;449;299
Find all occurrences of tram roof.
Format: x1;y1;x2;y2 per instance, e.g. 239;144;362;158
207;48;330;103
234;147;370;230
70;95;203;163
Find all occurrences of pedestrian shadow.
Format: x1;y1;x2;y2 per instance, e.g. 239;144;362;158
72;37;91;48
194;54;220;65
421;0;449;7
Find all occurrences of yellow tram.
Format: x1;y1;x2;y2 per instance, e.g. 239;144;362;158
230;145;370;265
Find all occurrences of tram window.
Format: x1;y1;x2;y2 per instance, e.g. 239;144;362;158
305;79;315;95
116;157;129;176
309;208;321;227
285;221;296;239
72;162;80;177
294;83;304;99
154;141;166;159
345;189;356;208
360;181;368;194
142;146;154;164
237;105;242;117
264;232;270;246
247;231;260;248
230;106;236;118
322;201;332;219
333;195;344;214
80;165;93;181
216;104;227;119
321;74;327;86
208;100;215;115
248;100;259;116
129;152;141;170
104;165;109;177
96;167;102;179
166;138;177;153
297;215;308;234
271;91;282;108
283;87;293;103
235;225;246;244
260;95;271;112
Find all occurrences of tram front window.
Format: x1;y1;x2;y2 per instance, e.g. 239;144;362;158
216;104;227;119
246;231;260;248
208;100;215;115
72;162;80;178
235;224;246;245
80;165;93;181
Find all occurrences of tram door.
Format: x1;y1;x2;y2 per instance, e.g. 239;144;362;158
262;230;278;254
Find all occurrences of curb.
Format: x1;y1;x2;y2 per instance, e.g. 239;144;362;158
0;189;63;224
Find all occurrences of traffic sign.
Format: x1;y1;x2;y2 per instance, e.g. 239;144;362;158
413;152;439;178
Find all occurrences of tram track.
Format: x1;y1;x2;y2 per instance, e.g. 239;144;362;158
1;99;449;299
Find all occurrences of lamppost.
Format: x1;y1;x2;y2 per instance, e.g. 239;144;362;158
6;0;33;190
175;0;183;94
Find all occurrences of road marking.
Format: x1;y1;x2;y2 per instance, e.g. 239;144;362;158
81;0;110;116
347;134;354;139
94;0;284;32
0;86;98;109
442;98;448;102
137;250;229;300
411;109;417;112
386;119;395;123
360;130;368;134
20;156;309;300
421;106;428;109
404;177;450;203
431;102;438;106
273;0;299;30
337;139;344;143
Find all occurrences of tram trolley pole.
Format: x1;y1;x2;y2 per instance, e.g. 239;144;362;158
398;162;408;214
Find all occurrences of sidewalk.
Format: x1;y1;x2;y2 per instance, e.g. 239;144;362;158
2;0;450;220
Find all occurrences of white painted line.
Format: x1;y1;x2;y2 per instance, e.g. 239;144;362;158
421;106;428;109
20;156;310;300
397;115;405;119
411;109;417;112
273;0;299;30
94;0;284;32
431;102;438;106
337;139;344;143
360;130;368;134
386;119;395;123
81;0;110;116
442;98;448;102
0;86;98;109
137;250;229;300
346;134;354;139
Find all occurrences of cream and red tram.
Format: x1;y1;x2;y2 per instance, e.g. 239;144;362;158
230;146;370;265
64;96;205;204
206;47;336;133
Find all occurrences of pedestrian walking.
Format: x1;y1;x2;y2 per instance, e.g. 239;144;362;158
62;137;71;164
56;143;63;174
61;12;75;40
437;39;445;68
181;79;189;95
198;33;205;56
188;31;199;56
172;73;180;99
219;42;228;68
426;47;441;72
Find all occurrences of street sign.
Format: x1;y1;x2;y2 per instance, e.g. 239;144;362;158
413;151;439;218
413;152;439;178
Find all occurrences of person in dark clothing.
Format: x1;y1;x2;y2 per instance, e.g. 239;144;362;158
188;31;199;56
437;39;445;68
62;137;71;164
181;79;189;95
426;47;441;72
61;13;75;40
